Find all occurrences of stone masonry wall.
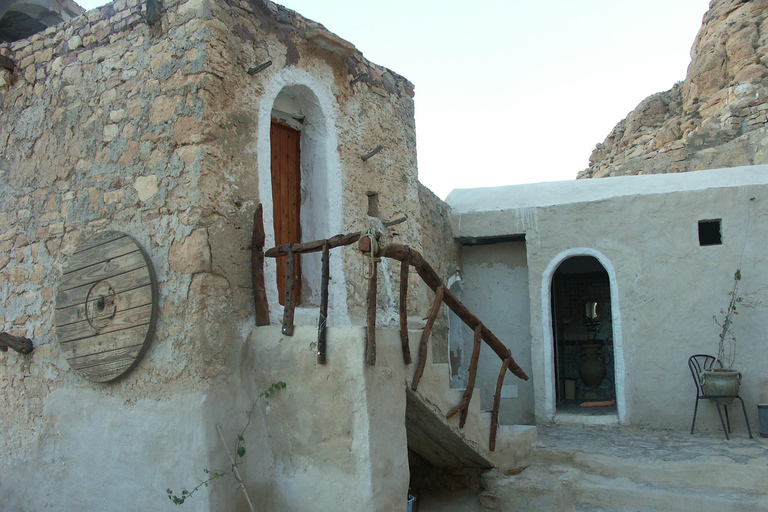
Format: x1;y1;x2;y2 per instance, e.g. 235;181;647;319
580;0;768;179
200;0;451;327
0;0;457;508
0;0;238;456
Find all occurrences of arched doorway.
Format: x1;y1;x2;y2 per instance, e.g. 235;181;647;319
541;249;626;423
551;256;615;413
258;71;347;326
269;85;330;308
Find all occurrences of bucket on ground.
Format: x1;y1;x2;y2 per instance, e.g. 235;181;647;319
759;404;768;438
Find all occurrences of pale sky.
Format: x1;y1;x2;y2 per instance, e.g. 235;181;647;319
76;0;711;198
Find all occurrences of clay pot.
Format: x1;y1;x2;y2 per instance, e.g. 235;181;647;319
578;343;606;388
701;368;741;405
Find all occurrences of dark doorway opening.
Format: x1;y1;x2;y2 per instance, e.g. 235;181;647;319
551;256;616;414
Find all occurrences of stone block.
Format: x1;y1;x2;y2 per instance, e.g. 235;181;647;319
134;175;159;201
109;109;126;123
117;141;140;165
103;189;124;205
150;95;182;124
103;124;119;142
169;228;211;274
24;65;36;83
172;116;205;145
305;26;356;57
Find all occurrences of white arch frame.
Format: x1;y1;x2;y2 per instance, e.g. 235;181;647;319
256;67;349;326
540;248;626;423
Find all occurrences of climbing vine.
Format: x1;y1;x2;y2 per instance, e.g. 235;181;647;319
166;381;287;507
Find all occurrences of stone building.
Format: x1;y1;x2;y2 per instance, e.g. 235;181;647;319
448;165;768;431
3;0;768;511
0;0;476;510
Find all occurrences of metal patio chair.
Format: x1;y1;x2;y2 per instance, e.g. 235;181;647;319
689;354;752;440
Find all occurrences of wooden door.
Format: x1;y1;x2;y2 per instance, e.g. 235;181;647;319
270;120;302;305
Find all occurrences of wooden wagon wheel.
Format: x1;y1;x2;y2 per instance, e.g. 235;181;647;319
54;231;158;382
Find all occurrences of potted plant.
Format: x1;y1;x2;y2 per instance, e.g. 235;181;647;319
701;269;743;404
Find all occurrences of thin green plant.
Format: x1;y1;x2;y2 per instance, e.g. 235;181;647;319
166;381;287;508
713;269;742;369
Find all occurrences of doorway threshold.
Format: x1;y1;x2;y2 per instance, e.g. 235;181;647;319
554;403;618;426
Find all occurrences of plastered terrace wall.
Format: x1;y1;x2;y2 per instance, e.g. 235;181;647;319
0;0;444;510
247;326;409;512
448;167;768;431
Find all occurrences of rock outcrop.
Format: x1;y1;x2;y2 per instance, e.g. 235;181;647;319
580;0;768;179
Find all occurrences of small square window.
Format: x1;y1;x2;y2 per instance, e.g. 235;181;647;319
698;219;722;246
367;192;380;218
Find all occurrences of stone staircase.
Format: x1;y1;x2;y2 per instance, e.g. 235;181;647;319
403;327;536;474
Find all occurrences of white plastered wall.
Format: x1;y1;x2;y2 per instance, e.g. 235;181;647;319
447;166;768;431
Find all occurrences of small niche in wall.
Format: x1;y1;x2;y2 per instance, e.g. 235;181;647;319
698;219;722;246
367;192;380;218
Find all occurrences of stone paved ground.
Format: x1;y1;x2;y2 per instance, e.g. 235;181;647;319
536;424;768;465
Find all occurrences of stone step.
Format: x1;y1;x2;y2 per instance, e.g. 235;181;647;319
575;507;635;512
575;473;768;512
534;441;768;495
483;463;768;512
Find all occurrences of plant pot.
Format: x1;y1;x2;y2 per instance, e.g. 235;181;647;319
701;368;741;405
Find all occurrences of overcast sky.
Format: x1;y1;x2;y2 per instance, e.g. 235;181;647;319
76;0;711;198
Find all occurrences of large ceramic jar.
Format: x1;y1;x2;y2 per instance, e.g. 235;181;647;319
578;343;606;388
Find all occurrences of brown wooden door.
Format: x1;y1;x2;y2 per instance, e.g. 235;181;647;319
271;120;302;305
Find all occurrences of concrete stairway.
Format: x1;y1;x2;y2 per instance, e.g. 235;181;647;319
480;425;768;512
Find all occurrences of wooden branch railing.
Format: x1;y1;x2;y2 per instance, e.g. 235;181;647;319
251;205;528;451
358;237;529;381
251;205;270;326
0;332;33;354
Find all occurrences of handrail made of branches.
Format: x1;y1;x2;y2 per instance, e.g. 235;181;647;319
251;205;529;451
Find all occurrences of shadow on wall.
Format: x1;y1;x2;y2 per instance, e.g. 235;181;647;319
0;0;85;43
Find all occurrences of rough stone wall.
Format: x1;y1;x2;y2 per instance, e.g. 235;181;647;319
580;0;768;179
1;0;237;451
417;184;460;364
199;0;447;327
0;0;448;509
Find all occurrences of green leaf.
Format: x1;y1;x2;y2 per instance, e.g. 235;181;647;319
237;446;246;457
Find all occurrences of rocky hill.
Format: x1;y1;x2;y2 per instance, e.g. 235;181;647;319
579;0;768;179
